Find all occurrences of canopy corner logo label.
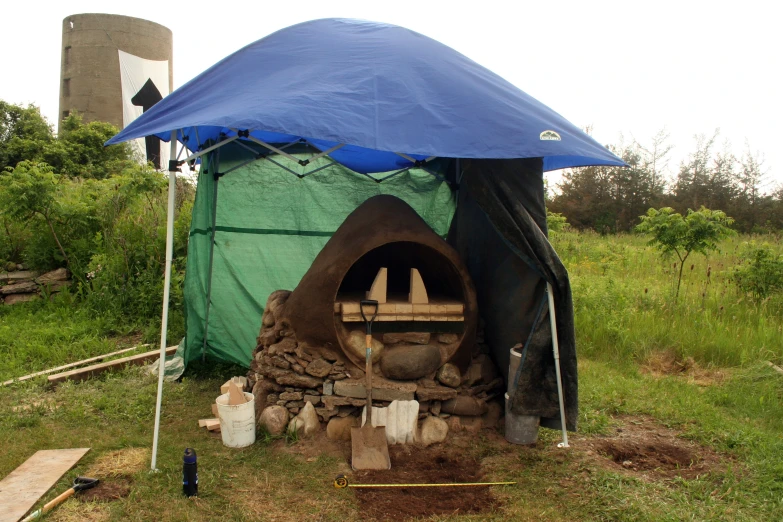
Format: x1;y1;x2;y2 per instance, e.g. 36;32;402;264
540;130;561;141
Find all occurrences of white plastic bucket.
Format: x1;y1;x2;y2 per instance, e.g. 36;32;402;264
216;392;256;448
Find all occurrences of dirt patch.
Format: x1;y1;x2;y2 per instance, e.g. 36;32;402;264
642;351;725;386
78;477;132;502
584;416;724;480
350;445;500;521
276;429;351;463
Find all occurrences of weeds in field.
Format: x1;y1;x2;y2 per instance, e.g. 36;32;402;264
553;230;783;366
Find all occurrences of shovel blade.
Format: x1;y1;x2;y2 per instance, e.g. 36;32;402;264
351;425;391;470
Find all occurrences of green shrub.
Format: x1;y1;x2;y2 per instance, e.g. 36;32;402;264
546;211;570;234
732;245;783;301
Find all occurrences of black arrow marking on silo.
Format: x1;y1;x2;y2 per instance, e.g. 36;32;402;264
131;78;163;169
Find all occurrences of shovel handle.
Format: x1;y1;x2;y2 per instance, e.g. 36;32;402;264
360;300;378;426
360;300;378;335
21;488;76;521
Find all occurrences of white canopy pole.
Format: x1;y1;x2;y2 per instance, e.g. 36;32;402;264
151;131;179;471
546;282;570;448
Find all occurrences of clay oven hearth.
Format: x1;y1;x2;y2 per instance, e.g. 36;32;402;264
249;195;503;442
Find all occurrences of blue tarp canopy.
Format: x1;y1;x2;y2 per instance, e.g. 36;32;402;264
107;18;623;173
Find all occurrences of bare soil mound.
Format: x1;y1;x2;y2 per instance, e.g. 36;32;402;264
585;416;724;479
351;445;500;520
78;477;132;502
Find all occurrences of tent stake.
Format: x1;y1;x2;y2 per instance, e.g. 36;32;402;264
151;131;180;471
546;282;569;449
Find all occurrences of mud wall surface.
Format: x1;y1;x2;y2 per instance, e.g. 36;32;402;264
281;195;477;370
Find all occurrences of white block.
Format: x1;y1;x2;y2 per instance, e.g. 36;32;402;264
361;399;419;445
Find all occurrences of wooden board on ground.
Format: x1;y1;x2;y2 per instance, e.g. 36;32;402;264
199;418;219;428
0;448;90;522
205;419;221;431
212;403;219;417
2;345;149;386
47;347;176;384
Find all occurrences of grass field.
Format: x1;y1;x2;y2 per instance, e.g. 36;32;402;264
1;231;781;521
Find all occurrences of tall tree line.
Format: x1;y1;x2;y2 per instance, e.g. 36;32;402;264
548;130;781;233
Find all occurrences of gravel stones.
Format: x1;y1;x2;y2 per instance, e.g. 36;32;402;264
418;416;449;446
259;405;289;436
326;416;358;440
380;344;441;380
463;354;498;386
482;401;503;428
382;332;431;345
447;415;484;434
278;391;303;401
258;366;323;389
333;379;416;402
305;358;333;378
345;330;384;363
288;402;320;437
436;333;459;344
436;363;461;388
415;386;457;402
442;396;489;416
0;280;38;295
268;337;297;355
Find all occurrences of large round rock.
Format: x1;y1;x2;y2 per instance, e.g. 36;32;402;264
380;344;442;380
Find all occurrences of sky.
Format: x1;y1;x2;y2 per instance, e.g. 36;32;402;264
1;0;780;190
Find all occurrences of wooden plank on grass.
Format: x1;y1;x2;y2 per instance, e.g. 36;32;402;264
767;361;783;375
0;448;89;522
47;347;177;384
2;345;149;387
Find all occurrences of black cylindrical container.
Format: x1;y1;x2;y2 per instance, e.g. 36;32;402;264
183;448;198;497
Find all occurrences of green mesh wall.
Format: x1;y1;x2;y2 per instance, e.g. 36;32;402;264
183;144;455;366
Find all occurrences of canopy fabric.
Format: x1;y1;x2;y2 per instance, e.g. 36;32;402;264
107;18;623;173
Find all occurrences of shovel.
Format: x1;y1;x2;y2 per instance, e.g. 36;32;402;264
21;476;100;521
351;299;391;470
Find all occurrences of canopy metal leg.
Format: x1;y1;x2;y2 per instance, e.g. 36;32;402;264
201;151;221;362
546;282;569;449
151;131;180;471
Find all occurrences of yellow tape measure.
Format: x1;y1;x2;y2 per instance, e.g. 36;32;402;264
333;474;515;489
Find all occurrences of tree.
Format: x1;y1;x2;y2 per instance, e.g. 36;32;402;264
550;142;660;232
635;206;735;297
633;128;673;198
1;100;136;177
0;101;54;172
44;114;136;179
0;161;71;270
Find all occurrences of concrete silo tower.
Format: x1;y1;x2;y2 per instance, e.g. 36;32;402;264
59;14;173;168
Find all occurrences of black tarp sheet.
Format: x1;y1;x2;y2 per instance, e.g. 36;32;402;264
448;158;577;431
